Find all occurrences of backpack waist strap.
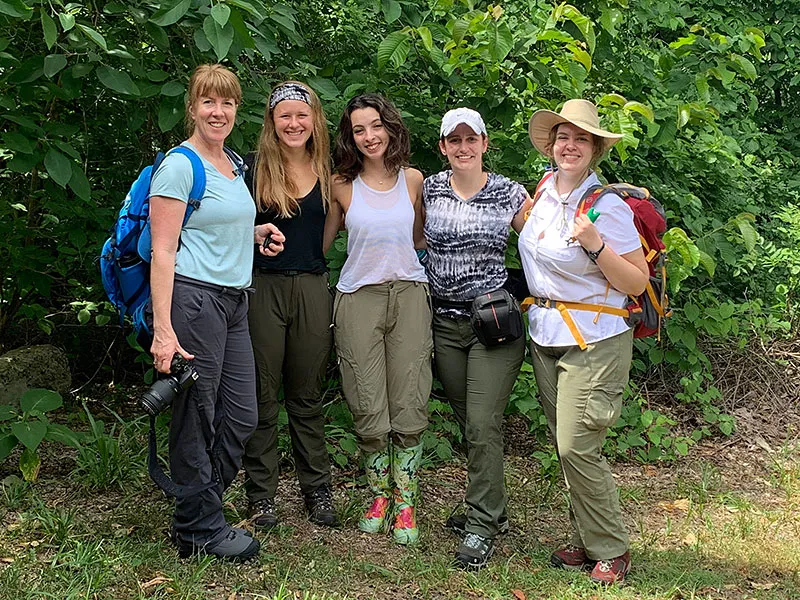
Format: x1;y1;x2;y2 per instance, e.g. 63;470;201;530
521;296;630;350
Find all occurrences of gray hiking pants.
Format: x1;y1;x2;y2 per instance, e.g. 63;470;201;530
168;275;257;548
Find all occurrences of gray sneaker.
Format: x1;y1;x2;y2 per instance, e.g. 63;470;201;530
177;528;260;562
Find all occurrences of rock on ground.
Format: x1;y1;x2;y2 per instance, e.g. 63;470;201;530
0;344;71;401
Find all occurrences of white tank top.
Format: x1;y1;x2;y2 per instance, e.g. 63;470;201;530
337;169;428;293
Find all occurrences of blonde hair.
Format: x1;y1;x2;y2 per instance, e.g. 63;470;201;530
253;81;331;217
185;64;242;136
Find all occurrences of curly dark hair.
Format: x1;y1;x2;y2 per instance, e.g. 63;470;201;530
334;94;410;182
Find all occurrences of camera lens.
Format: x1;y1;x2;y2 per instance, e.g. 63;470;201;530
139;378;179;416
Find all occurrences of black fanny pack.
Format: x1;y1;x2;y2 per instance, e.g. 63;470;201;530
470;288;524;347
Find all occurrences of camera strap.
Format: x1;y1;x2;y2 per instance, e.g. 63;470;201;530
148;415;217;498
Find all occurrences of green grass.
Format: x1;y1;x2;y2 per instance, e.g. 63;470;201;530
1;440;798;599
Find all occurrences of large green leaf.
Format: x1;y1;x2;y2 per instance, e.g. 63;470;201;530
58;12;74;31
150;0;191;27
44;148;72;187
19;447;41;481
10;420;47;452
203;15;234;61
20;388;62;413
210;3;231;27
0;0;32;18
43;54;67;78
381;0;401;24
377;30;411;70
77;24;107;51
306;77;339;100
69;164;91;200
227;0;264;20
735;214;758;253
623;101;654;122
0;405;15;421
730;54;757;81
160;81;184;96
96;65;140;96
416;26;432;52
488;22;513;62
568;44;591;72
3;132;35;154
41;10;57;49
0;432;16;462
561;4;595;54
158;96;184;132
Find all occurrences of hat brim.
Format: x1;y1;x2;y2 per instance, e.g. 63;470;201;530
528;110;623;157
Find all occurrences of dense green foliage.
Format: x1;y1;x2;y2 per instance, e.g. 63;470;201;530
1;0;799;463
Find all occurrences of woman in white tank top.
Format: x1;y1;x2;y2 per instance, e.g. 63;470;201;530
324;94;432;546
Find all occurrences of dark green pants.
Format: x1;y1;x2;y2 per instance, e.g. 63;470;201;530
432;314;525;538
243;272;333;501
530;329;632;559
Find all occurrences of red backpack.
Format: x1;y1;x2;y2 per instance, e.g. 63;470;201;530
577;182;671;339
522;173;671;348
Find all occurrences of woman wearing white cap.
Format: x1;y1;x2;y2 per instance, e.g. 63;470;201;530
423;107;529;570
519;99;648;584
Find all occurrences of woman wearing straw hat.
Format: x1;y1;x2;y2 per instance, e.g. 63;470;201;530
519;99;649;584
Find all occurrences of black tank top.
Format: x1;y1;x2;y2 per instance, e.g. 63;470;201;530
245;152;328;274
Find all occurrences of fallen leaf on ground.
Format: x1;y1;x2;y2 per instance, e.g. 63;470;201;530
682;532;698;545
659;498;690;512
512;590;526;600
141;576;173;589
643;465;658;477
227;592;238;600
0;557;14;563
749;582;776;590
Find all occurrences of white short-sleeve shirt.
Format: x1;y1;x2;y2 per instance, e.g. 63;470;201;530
518;171;641;347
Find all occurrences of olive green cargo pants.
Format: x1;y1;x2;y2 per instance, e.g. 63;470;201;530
333;281;433;452
433;314;525;538
243;272;333;501
530;329;632;559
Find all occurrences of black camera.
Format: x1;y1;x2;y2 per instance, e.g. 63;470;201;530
140;354;198;416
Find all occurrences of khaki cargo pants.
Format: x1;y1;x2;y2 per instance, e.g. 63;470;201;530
333;281;433;452
530;328;633;559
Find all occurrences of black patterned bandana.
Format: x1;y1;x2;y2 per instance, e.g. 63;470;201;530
269;83;311;110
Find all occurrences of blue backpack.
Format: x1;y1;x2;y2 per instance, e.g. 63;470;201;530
99;146;207;343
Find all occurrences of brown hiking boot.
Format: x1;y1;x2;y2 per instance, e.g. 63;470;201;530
590;551;631;584
550;545;597;571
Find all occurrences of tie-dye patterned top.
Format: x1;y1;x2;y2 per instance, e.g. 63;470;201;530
423;170;527;316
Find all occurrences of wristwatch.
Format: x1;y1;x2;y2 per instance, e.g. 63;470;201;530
585;241;606;263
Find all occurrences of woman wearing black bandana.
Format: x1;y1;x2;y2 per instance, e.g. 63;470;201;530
241;81;338;530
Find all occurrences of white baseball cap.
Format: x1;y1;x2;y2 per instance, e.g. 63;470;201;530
439;107;487;137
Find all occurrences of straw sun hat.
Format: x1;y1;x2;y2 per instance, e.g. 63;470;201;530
528;99;623;156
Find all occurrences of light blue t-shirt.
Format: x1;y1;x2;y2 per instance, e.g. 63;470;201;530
150;142;256;288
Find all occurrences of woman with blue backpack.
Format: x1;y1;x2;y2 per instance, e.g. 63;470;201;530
519;99;649;584
241;81;338;531
147;64;284;562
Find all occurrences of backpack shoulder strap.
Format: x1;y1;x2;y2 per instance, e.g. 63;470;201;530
524;170;555;221
167;146;207;218
576;184;607;216
223;146;245;175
